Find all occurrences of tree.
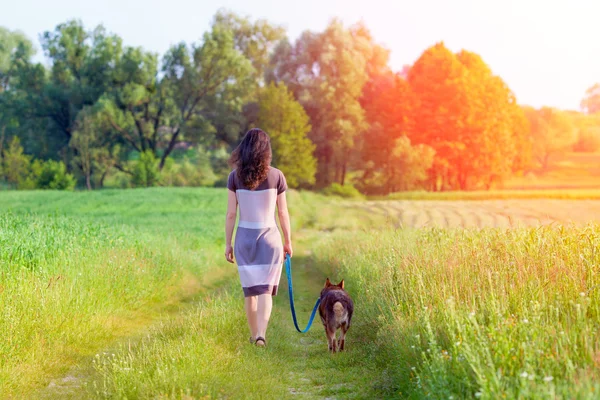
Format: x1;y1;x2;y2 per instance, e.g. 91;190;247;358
407;43;527;190
70;107;118;189
35;160;75;190
523;106;576;170
38;21;124;142
581;84;600;114
207;10;287;150
159;26;254;169
388;137;435;192
5;21;124;163
212;9;285;84
1;136;30;187
269;20;375;187
254;82;316;188
407;43;470;190
98;23;255;171
132;150;160;187
0;27;34;91
0;28;40;159
572;113;600;152
359;70;415;194
360;136;435;194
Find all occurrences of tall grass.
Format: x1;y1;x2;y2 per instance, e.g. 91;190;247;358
0;188;388;397
4;188;600;398
0;213;186;396
313;225;600;398
0;189;233;397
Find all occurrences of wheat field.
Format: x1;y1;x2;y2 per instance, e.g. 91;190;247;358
358;199;600;228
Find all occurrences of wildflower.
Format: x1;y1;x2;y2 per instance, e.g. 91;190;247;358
544;376;554;382
474;392;482;398
580;292;586;297
520;371;528;378
522;319;529;324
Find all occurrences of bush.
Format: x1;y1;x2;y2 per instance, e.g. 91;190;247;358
1;138;74;190
132;151;160;187
321;183;363;199
1;136;31;188
573;128;600;153
35;160;76;190
160;148;218;187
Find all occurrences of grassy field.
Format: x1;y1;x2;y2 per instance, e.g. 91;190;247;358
0;189;389;398
503;152;600;190
359;198;600;227
1;188;600;398
311;225;600;398
376;189;600;201
378;151;600;201
0;189;232;397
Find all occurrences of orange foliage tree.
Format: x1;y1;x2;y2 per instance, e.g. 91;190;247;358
523;106;577;170
406;43;529;190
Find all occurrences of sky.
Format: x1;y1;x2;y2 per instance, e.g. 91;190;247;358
2;0;599;110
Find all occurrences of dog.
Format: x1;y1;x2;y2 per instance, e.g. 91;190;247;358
318;278;354;353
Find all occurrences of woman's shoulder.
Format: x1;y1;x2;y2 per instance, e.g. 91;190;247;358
269;167;285;177
269;167;287;194
227;170;238;191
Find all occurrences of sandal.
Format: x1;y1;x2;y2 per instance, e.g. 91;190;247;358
249;336;255;344
255;336;266;347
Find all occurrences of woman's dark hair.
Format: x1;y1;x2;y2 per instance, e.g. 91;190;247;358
230;128;272;190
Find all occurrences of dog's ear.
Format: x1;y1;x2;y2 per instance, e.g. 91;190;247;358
324;278;332;287
338;279;344;289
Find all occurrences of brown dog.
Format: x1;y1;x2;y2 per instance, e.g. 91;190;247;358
318;278;354;353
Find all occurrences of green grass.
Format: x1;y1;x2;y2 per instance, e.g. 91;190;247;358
0;189;233;397
0;213;183;396
311;226;600;398
86;254;388;399
0;188;390;398
3;188;600;398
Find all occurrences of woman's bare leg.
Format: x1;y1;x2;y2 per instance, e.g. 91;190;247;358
245;296;258;340
256;293;273;344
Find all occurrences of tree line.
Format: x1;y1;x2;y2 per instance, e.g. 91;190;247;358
1;10;599;193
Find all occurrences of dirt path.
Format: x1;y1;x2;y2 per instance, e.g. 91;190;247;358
247;253;389;399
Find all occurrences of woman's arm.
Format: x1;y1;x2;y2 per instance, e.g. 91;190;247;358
277;192;293;258
224;190;237;263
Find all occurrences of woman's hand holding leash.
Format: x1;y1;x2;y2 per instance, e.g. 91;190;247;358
284;242;293;258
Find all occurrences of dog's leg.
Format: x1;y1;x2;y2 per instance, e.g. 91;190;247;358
325;324;334;352
338;322;348;351
327;323;337;353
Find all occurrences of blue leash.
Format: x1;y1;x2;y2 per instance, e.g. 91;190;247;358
284;254;321;333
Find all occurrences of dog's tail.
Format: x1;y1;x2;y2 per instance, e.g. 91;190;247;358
333;301;347;323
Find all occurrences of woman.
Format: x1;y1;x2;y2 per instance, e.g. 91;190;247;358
225;128;292;347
